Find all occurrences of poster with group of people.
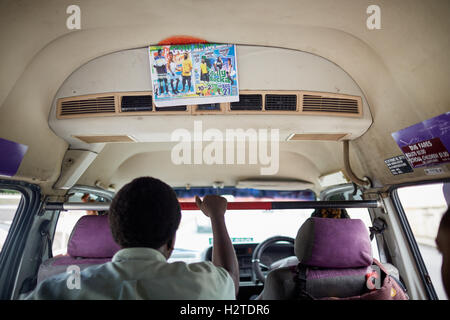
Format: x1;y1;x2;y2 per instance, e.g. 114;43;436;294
148;43;239;107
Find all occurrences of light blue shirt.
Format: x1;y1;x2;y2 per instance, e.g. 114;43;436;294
24;248;235;300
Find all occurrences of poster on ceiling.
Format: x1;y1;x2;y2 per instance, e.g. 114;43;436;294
391;112;450;168
148;43;239;107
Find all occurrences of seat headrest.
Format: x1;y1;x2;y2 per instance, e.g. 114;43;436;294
67;215;120;258
294;217;372;268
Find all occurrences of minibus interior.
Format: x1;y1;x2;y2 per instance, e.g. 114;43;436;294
0;0;449;301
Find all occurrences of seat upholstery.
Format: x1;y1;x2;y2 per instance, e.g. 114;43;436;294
37;215;120;284
259;217;375;299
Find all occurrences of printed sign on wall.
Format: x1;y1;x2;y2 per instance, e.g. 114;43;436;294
384;155;414;175
149;43;239;107
392;112;450;168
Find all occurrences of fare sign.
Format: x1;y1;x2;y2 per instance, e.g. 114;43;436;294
401;137;450;168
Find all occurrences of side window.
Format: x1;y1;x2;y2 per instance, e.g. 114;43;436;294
0;189;22;254
396;182;448;300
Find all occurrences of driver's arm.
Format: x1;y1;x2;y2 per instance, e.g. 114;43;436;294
195;195;240;296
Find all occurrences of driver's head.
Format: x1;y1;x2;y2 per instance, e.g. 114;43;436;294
109;177;181;254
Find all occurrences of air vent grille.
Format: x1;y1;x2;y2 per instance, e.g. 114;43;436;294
121;95;152;112
155;105;187;112
197;103;221;111
57;91;362;118
230;94;263;110
265;94;297;111
60;96;116;116
302;95;359;114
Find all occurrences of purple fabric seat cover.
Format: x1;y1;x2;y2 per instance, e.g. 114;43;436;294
67;215;120;258
265;218;406;299
37;215;120;282
294;217;372;268
279;217;374;298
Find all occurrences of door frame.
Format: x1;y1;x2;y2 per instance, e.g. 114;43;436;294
0;179;42;299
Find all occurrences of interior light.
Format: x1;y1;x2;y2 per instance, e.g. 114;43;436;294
319;171;348;188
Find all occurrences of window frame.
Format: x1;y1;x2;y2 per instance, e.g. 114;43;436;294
389;178;450;300
0;179;42;300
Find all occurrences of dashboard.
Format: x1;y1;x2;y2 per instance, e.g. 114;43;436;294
204;242;295;286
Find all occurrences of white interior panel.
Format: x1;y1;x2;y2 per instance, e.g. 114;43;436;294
48;45;372;151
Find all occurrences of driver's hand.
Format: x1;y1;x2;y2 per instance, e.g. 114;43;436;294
195;195;227;219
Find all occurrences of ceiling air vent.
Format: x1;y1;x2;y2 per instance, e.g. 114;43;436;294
230;94;263;111
121;95;152;112
60;96;116;116
196;103;221;111
302;94;360;115
265;94;297;111
155;105;187;112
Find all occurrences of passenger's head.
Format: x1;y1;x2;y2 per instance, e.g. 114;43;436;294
109;177;181;256
311;194;350;218
311;208;350;219
184;53;188;59
81;193;98;216
436;207;450;297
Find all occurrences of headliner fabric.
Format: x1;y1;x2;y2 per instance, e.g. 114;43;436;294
67;215;120;258
294;217;372;268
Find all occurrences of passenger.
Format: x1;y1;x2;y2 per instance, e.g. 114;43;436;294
24;177;239;299
311;208;350;219
311;194;350;219
81;193;98;215
436;183;450;297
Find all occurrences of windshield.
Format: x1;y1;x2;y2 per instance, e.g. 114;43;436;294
169;207;377;263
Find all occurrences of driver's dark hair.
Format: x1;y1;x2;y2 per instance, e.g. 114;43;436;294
109;176;181;249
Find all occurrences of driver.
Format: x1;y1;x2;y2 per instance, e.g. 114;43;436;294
24;177;239;299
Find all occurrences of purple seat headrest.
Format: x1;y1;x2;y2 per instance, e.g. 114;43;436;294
294;217;372;268
67;215;120;258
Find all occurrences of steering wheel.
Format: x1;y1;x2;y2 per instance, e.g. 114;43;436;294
251;236;295;284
